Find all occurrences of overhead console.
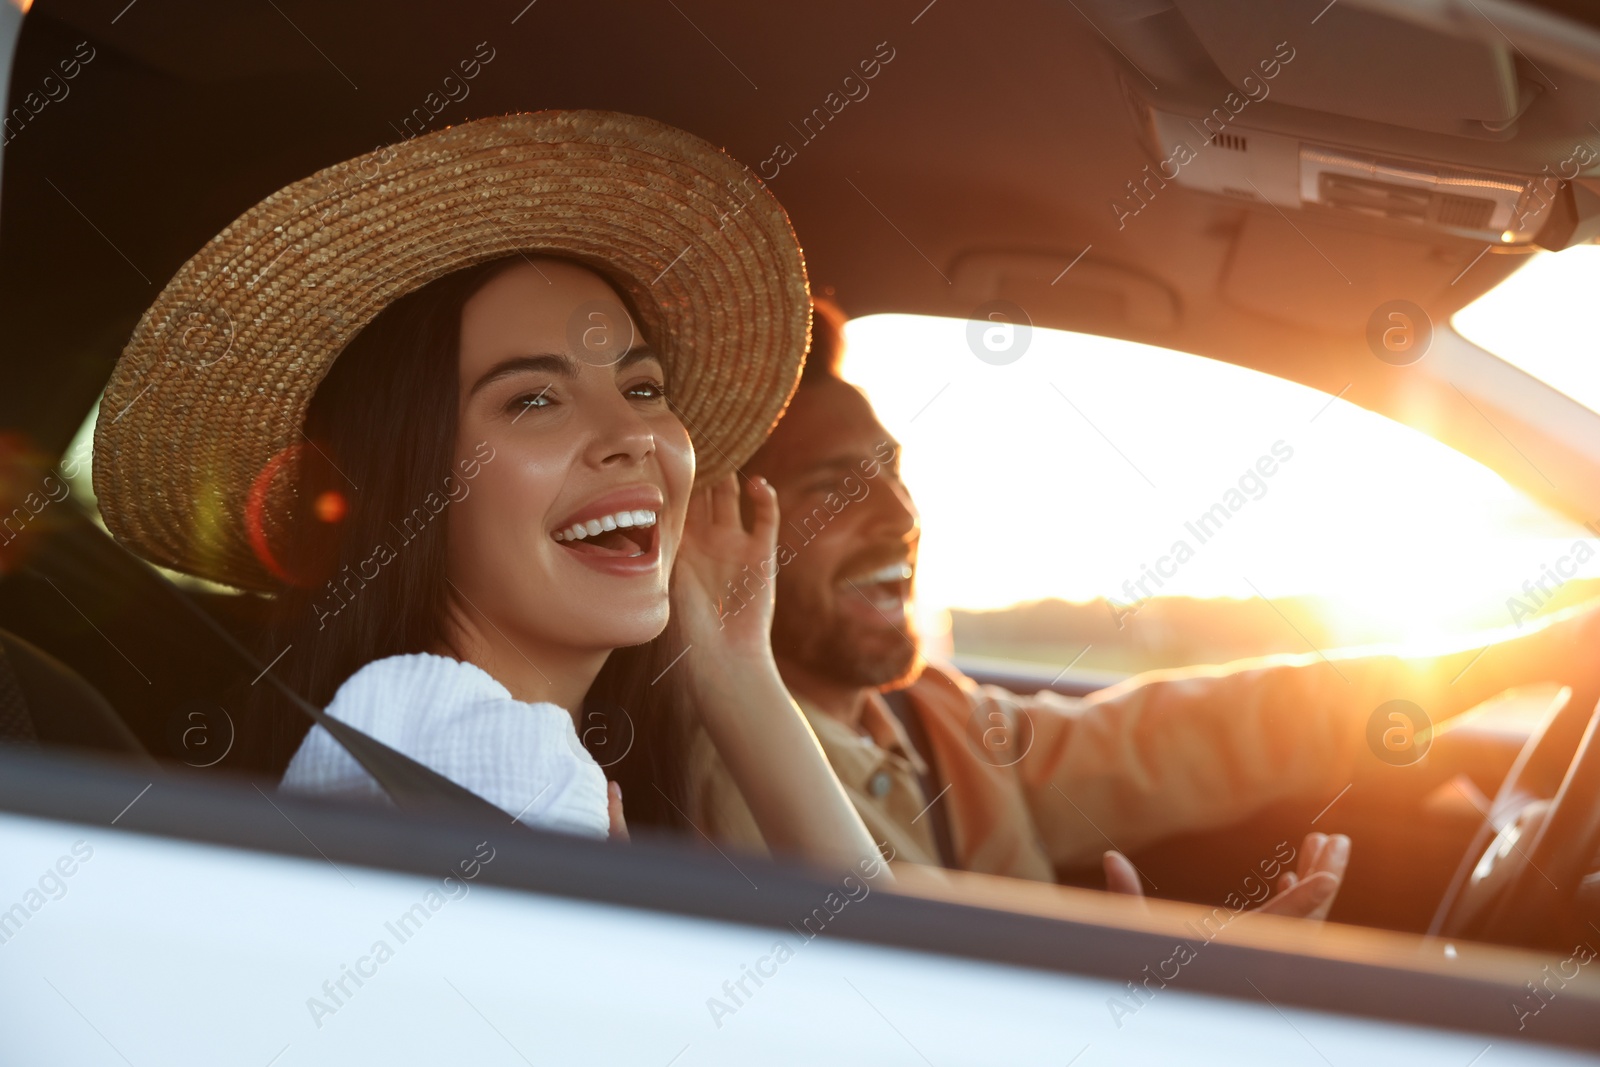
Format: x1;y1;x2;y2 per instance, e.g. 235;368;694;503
1079;0;1600;250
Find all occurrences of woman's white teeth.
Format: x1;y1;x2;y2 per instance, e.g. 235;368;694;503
555;510;657;541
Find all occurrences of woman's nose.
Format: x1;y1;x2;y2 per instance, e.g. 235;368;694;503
586;393;656;468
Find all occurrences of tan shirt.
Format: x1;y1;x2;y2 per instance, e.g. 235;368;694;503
689;653;1410;881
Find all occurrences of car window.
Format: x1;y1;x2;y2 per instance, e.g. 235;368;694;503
1453;246;1600;415
842;313;1600;676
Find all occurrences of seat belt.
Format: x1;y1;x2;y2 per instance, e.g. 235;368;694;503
881;687;958;869
70;511;513;823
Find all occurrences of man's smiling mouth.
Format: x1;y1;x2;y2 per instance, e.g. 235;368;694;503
840;559;914;613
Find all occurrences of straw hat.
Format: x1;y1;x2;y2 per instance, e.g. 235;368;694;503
93;110;810;592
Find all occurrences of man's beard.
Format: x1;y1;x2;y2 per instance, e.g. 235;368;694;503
770;578;922;690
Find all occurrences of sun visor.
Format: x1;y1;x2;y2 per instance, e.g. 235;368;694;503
1171;0;1526;135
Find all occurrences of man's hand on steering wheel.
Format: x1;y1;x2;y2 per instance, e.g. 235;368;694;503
1103;832;1351;921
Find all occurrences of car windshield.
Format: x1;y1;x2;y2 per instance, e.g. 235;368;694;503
843;314;1600;675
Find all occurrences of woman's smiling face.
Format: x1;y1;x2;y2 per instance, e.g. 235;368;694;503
445;258;694;675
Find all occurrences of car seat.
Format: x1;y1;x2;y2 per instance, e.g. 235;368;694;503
0;627;154;763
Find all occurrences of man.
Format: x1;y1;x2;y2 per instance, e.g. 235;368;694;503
689;300;1600;911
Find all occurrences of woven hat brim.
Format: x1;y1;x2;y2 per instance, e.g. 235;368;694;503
92;111;809;592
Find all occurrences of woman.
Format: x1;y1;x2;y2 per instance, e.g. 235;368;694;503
92;111;884;875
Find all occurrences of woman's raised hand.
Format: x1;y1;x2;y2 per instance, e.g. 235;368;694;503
667;472;889;876
671;472;782;670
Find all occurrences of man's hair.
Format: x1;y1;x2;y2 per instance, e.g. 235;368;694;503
800;297;847;386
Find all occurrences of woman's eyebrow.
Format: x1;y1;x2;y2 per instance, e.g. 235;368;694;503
613;344;661;370
469;353;577;396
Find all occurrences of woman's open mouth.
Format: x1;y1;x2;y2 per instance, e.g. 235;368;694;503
550;487;665;576
553;509;658;557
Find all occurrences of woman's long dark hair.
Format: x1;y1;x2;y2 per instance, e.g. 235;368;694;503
247;254;690;831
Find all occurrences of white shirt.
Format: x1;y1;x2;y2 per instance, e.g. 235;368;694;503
279;652;611;839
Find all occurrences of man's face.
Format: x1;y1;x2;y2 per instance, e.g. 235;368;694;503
747;377;922;690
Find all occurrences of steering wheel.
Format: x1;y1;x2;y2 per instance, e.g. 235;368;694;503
1431;687;1600;948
